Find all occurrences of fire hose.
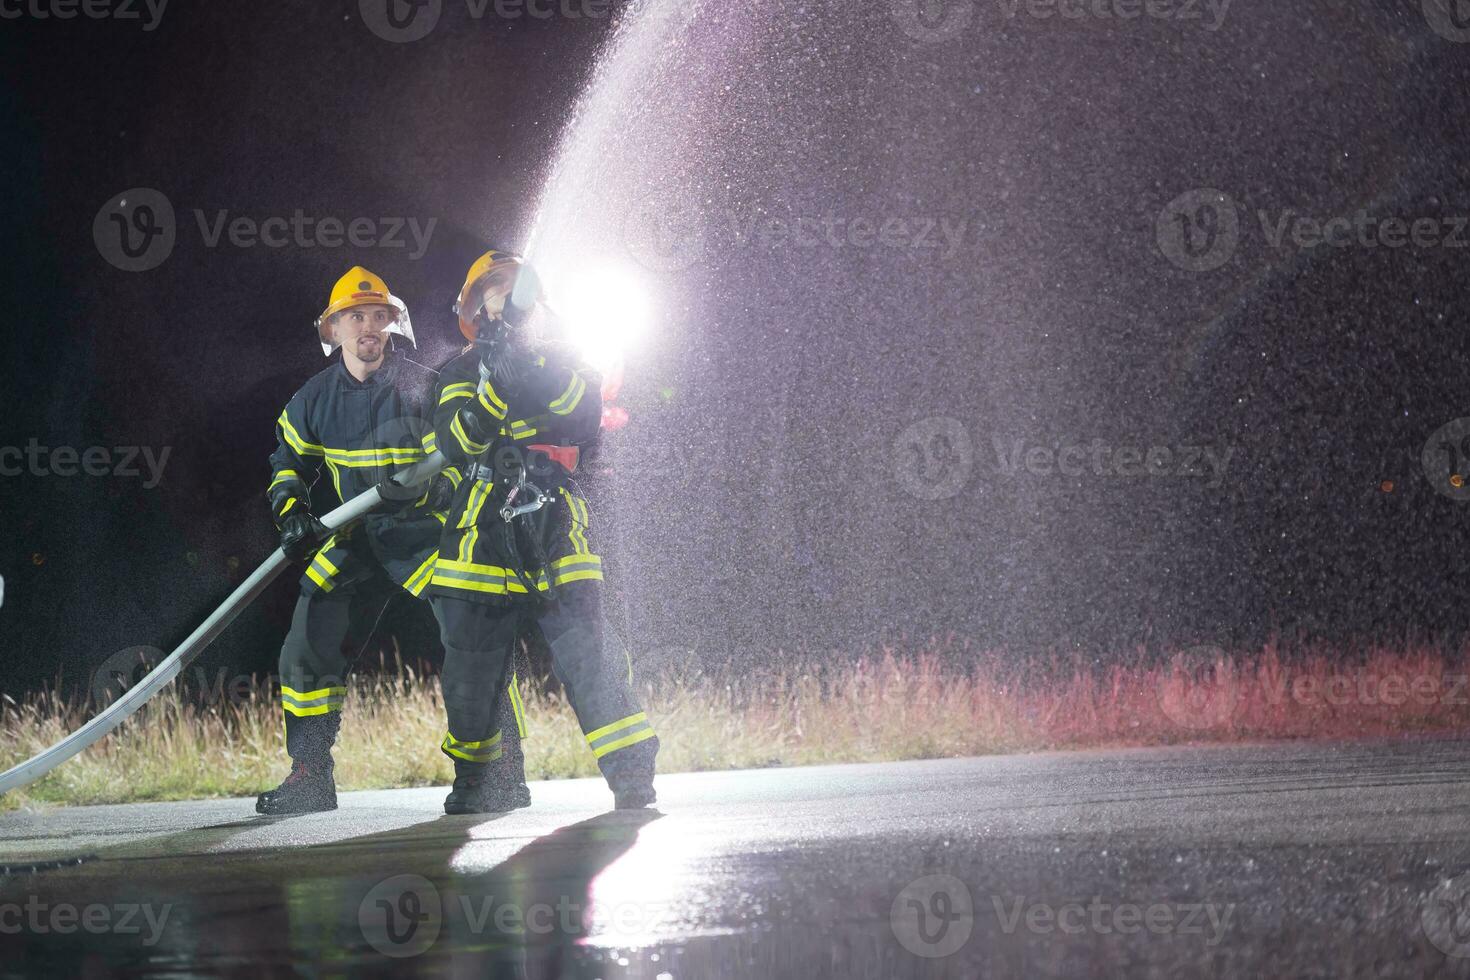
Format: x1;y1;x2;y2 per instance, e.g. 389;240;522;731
0;451;450;798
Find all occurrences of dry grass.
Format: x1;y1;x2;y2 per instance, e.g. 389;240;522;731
3;642;1469;810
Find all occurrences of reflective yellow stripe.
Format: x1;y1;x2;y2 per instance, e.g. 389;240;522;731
282;685;347;702
283;702;341;718
479;381;508;416
278;411;323;456
510;420;538;441
592;727;656;759
554;568;603;585
269;470;301;491
451;412;489;455
509;674;527;739
402;550;439;597
549;372;587;416
280;498;298;516
305;565;334;592
439;382;475;406
585;712;648;745
281;684;346;717
422;430;439;454
318;447;427;468
324;459;343;500
441;730;504;763
310;551;340;578
560;489;591;555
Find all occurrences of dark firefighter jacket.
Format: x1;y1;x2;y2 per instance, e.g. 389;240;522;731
427;342;604;603
268;350;458;597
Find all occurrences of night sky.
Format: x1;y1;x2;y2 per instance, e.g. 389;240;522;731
2;0;1470;700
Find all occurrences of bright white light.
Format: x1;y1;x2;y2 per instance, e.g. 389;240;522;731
544;265;654;375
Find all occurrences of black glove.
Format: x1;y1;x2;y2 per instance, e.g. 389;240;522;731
376;473;427;514
474;319;531;395
422;473;456;513
279;511;329;562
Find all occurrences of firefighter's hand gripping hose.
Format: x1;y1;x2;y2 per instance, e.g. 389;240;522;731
0;450;451;798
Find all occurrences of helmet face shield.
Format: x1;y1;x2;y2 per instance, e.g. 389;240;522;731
318;295;415;357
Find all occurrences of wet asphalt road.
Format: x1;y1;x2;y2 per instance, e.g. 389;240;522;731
2;738;1470;978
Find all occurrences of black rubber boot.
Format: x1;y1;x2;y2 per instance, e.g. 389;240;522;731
257;712;341;815
256;760;338;815
603;736;658;810
613;784;657;810
444;759;532;815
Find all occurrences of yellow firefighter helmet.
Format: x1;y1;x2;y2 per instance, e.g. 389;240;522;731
454;250;535;341
314;266;414;356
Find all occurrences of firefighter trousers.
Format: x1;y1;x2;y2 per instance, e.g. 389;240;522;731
431;580;658;794
279;583;526;777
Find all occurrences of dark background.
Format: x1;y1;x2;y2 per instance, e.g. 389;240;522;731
2;0;1469;700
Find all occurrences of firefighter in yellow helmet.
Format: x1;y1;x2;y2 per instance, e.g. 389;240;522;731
255;266;530;815
427;249;659;812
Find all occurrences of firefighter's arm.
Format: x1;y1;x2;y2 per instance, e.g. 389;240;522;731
268;393;330;560
432;356;508;465
267;393;323;528
512;359;603;444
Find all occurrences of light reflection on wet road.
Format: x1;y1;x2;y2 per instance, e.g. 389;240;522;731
3;739;1470;978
